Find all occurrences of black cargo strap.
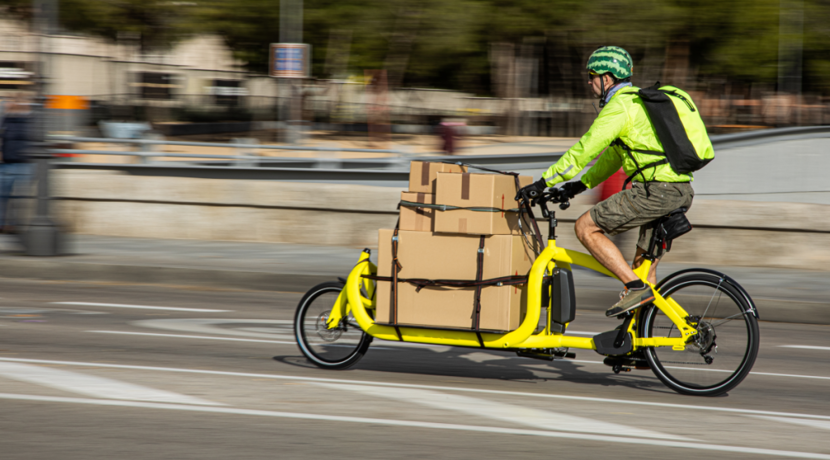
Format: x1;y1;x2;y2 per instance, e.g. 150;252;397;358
611;139;668;197
399;200;524;214
363;274;534;289
472;236;485;331
390;223;402;326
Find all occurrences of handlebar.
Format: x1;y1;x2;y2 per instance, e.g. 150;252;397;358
519;187;572;212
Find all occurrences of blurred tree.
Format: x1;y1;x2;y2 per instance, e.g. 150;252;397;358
6;0;830;95
0;0;195;53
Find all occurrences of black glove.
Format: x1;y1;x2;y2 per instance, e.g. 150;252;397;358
516;178;549;201
560;180;587;199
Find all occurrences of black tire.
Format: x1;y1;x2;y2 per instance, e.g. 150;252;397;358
640;273;759;396
294;281;371;370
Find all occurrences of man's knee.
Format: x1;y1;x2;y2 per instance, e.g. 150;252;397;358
575;212;601;242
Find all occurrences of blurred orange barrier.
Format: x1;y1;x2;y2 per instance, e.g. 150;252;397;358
46;95;89;110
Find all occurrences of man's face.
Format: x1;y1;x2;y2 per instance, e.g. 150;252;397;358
588;72;614;98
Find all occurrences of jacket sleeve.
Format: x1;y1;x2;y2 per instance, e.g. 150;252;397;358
541;98;628;187
581;147;623;189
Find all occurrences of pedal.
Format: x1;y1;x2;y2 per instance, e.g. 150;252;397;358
603;354;650;371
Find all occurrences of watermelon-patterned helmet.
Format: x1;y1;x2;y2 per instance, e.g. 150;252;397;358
587;46;633;80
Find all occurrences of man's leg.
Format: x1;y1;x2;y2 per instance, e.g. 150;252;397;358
574;211;639;284
632;246;659;285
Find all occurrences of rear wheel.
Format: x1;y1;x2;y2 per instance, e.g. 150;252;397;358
294;282;371;369
640;273;759;396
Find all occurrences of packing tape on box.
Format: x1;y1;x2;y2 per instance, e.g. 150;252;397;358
421;163;431;186
461;173;471;200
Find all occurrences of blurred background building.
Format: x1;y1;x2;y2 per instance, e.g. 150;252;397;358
2;0;828;139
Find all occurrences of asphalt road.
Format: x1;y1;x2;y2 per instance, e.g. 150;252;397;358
1;278;828;459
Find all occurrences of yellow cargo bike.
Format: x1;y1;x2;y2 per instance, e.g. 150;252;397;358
293;176;760;397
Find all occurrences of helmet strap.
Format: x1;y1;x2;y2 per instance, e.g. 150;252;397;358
599;75;608;108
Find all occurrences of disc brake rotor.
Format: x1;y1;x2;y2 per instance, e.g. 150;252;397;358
315;312;343;342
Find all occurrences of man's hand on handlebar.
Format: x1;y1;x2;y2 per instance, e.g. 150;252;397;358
560;180;587;199
515;178;548;201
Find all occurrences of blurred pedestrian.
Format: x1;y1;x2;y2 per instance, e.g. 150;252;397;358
0;93;33;234
439;119;464;155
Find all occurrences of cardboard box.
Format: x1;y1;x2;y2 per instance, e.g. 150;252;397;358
409;161;467;193
375;229;538;331
399;192;434;232
434;172;533;235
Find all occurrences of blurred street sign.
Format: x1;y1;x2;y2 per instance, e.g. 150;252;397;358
270;43;311;78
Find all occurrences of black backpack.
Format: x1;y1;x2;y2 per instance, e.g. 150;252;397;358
613;83;714;190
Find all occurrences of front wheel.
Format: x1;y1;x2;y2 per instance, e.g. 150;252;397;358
640;273;759;396
294;281;371;370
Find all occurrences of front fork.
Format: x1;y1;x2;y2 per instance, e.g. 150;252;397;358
326;249;376;330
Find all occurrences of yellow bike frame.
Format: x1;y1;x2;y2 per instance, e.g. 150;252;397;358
336;237;697;352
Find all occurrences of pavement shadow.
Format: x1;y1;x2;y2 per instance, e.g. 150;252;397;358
275;345;670;394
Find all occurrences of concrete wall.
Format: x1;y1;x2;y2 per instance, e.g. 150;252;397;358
51;169;830;270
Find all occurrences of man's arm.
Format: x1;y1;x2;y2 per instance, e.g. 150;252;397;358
542;99;628;187
581;148;623;189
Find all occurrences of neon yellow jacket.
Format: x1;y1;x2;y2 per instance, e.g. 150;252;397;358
542;86;713;188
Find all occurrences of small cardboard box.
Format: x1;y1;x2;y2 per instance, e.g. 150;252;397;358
375;229;538;331
409;161;467;193
399;192;434;232
434;172;533;235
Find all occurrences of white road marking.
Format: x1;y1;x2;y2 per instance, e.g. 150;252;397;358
751;416;830;431
52;302;231;313
1;393;828;459
135;318;291;339
89;331;397;350
2;357;829;422
558;359;830;380
90;330;297;344
0;361;221;406
781;345;830;351
133;319;453;352
314;382;687;440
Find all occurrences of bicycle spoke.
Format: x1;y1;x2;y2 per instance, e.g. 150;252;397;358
709;311;751;328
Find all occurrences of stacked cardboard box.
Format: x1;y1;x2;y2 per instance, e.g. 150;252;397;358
399;161;466;232
376;161;537;332
435;172;532;235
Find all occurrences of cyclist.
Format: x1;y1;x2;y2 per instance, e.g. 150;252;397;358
519;46;711;318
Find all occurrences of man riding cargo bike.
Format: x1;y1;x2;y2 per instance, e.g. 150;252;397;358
294;45;758;397
519;45;714;318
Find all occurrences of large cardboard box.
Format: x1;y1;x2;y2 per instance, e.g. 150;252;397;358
409;161;467;193
375;229;538;331
399;191;434;232
434;172;533;235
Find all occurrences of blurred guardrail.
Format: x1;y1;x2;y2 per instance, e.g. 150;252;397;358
43;125;830;270
48;125;830;185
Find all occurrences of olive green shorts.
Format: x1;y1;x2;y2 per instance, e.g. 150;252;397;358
589;182;694;250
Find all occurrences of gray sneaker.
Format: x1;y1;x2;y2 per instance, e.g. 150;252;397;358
606;286;655;317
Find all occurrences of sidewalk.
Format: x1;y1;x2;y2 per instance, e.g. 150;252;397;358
0;234;827;324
